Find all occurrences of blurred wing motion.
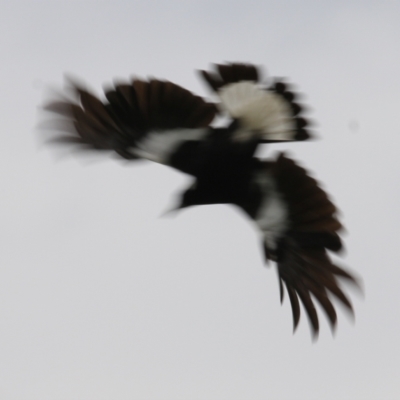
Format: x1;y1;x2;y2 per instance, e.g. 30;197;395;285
43;78;217;164
40;62;359;338
249;154;358;337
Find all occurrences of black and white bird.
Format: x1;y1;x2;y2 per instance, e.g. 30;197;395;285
42;63;359;338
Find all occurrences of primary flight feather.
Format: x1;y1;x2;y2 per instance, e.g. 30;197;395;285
42;63;359;337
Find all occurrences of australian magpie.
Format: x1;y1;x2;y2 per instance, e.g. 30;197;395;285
42;63;359;338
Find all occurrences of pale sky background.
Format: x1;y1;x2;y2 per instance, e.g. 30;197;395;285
0;1;399;399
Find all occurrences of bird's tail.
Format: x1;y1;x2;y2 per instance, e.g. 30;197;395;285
199;63;312;142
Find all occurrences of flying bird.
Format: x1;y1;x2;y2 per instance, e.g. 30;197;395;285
42;63;359;338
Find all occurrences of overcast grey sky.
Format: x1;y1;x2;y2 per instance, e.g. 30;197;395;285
0;1;399;399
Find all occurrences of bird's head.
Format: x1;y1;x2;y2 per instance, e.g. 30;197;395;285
178;183;215;209
159;182;212;217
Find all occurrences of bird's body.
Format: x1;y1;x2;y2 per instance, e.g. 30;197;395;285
42;63;359;337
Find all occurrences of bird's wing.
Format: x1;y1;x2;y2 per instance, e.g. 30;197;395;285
248;153;358;337
42;77;218;163
199;63;312;142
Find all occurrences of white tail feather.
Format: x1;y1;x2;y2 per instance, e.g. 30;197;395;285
219;82;295;141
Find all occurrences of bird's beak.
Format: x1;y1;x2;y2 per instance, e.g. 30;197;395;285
159;204;182;217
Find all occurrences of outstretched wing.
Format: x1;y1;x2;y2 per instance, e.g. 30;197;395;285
42;77;218;163
199;63;311;142
248;153;358;337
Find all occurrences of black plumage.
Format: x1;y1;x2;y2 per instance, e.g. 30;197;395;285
41;63;359;338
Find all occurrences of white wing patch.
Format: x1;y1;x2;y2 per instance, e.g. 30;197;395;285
219;82;295;141
131;128;208;164
253;171;289;250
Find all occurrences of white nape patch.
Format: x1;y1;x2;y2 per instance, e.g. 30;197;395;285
131;128;208;164
218;82;295;141
253;171;289;250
